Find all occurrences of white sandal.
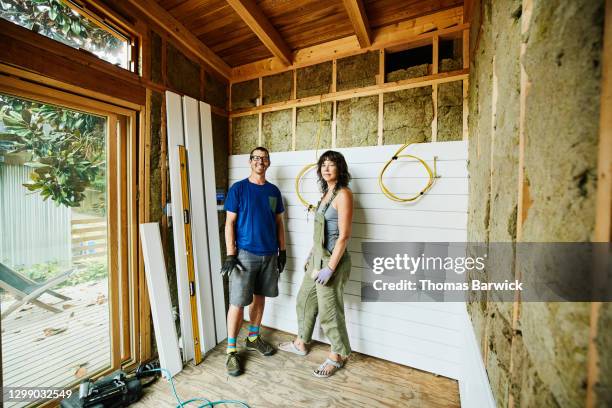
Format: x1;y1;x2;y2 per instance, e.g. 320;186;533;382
278;341;308;356
313;358;344;378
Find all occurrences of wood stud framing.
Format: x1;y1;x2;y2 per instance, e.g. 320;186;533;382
377;49;384;146
228;26;469;152
509;1;533;407
140;89;152;361
332;59;338;149
231;70;468;118
258;77;263;145
462;29;470;140
229;27;470;150
292;69;297;151
228;80;233;154
432;34;439;142
587;1;612;406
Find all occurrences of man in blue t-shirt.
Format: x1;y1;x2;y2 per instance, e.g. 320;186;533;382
221;146;286;376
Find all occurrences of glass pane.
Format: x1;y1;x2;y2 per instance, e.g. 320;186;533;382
0;0;129;68
0;93;111;407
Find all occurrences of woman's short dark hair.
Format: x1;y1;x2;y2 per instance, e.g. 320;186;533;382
317;150;351;193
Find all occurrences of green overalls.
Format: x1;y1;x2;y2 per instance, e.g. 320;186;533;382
296;190;352;357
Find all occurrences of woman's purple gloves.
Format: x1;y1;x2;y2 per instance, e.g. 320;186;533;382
315;266;334;285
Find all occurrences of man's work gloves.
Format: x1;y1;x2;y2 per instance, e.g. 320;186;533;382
221;251;286;276
277;250;287;274
220;255;244;277
315;266;334;285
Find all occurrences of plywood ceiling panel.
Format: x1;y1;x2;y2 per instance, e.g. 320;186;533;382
363;0;463;29
157;0;188;10
156;0;465;67
257;0;354;49
159;0;272;66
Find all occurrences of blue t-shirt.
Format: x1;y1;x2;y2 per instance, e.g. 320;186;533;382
224;178;284;256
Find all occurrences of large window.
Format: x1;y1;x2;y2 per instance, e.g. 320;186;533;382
0;0;132;69
0;76;138;407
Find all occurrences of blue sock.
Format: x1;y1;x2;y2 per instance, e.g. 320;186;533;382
248;325;260;341
227;337;236;354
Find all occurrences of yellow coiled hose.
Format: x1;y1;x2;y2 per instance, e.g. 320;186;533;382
378;143;437;202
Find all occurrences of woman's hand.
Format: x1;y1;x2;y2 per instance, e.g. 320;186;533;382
315;266;334;285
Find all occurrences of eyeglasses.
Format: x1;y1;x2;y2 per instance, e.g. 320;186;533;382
250;155;270;163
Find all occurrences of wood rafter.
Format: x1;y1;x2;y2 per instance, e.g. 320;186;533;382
226;0;292;66
342;0;372;48
125;0;231;79
231;7;464;82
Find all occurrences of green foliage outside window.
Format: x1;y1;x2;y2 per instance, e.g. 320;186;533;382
0;0;127;67
0;94;106;208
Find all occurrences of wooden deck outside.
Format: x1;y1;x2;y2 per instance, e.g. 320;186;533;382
134;326;461;408
1;279;110;408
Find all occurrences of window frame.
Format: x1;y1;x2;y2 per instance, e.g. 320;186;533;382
0;0;140;74
63;0;140;73
0;71;142;407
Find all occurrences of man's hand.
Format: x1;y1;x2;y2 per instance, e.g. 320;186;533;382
315;266;334;285
277;250;287;274
221;255;243;277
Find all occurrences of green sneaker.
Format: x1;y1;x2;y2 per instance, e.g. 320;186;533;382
245;336;275;356
226;352;242;376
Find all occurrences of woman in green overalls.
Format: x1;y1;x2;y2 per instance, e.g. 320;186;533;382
279;150;353;378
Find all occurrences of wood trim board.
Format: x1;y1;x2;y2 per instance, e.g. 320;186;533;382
140;223;183;378
199;101;228;341
182;96;218;354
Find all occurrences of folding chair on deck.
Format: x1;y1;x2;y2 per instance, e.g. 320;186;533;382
0;262;74;319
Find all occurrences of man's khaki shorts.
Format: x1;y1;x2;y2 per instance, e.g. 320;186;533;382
229;248;279;307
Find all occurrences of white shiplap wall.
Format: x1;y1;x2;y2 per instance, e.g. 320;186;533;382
229;142;469;380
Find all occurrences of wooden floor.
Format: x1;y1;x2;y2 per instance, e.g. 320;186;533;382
1;280;110;408
134;326;460;408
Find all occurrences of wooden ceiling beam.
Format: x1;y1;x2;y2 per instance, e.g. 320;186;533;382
125;0;231;79
342;0;372;48
232;6;464;82
226;0;293;66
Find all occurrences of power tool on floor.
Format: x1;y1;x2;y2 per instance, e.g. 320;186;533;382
60;360;160;408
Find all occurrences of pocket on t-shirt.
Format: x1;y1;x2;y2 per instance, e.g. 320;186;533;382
268;196;277;213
